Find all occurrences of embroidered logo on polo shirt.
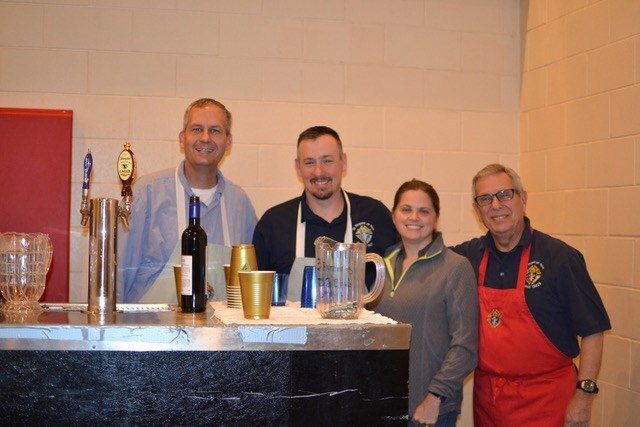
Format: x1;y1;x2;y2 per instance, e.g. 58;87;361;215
354;222;374;246
487;308;502;328
525;261;544;289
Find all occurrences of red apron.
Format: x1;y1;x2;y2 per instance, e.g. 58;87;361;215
474;238;576;427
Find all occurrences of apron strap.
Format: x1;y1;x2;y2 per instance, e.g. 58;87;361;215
175;164;230;246
478;229;534;288
175;166;186;237
220;196;230;246
295;190;353;258
295;203;305;258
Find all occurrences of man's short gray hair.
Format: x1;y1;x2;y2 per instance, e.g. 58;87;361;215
182;98;232;133
472;163;525;199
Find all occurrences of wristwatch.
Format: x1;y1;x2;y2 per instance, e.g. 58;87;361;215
429;391;447;402
576;380;599;394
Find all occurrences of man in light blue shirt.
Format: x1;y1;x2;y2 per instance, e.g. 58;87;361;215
119;98;257;303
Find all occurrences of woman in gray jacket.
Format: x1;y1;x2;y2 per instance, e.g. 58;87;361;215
371;179;478;427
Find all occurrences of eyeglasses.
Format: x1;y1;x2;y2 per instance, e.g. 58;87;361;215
474;189;517;207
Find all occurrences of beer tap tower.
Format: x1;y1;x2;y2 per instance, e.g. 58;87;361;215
80;142;136;315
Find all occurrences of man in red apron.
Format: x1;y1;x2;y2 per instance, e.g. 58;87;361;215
452;164;610;427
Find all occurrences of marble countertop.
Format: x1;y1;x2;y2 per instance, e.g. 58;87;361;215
0;303;410;352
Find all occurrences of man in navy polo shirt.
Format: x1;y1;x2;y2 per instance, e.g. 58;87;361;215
452;163;610;427
252;126;397;300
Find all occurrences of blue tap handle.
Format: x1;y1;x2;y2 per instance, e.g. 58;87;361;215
83;149;93;190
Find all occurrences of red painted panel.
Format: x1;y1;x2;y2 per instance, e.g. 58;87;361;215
0;108;73;302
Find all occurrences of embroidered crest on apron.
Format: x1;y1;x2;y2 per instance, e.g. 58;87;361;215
474;230;576;427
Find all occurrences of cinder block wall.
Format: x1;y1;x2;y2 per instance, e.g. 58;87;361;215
520;0;640;424
2;1;521;425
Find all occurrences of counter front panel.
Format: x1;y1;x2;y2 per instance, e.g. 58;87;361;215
0;305;410;425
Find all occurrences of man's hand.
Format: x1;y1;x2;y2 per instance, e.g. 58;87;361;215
564;390;594;427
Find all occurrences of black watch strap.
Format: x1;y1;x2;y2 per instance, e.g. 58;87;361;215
430;391;447;402
576;380;599;394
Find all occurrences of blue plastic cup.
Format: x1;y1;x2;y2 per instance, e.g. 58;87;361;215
271;273;289;306
300;265;317;308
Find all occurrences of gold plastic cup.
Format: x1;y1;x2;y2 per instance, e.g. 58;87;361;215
223;264;230;286
173;265;181;305
229;244;258;287
226;283;243;309
238;271;274;319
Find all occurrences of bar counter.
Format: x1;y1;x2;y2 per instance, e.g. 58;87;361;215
0;303;410;426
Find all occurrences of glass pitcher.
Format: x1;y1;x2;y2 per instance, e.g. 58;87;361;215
0;232;53;312
314;236;385;319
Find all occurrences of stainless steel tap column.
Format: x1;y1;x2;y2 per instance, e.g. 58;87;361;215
80;142;136;317
88;198;119;314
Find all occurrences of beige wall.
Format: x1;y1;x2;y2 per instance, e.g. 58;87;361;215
521;0;640;425
0;1;519;289
16;0;636;424
1;1;521;424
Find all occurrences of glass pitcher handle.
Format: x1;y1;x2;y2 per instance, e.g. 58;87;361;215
363;252;386;304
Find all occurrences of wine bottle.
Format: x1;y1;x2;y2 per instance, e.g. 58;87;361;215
181;195;207;312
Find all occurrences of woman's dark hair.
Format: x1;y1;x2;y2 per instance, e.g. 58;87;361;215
392;179;440;218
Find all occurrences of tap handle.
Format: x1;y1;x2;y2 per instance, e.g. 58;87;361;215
117;141;136;197
83;149;93;191
117;142;135;230
80;149;93;226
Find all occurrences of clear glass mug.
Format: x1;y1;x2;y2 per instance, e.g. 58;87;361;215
314;236;385;319
0;232;53;312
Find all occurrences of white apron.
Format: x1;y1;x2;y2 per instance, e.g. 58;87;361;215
287;190;353;301
139;166;231;303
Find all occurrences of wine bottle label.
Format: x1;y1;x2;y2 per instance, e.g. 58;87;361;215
181;255;193;296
